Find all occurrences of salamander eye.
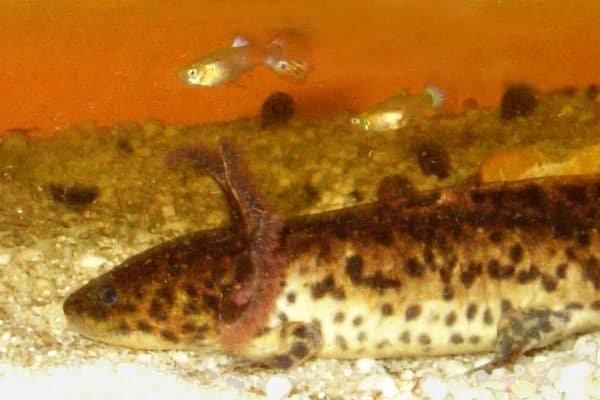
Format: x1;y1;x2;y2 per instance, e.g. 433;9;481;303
99;287;118;306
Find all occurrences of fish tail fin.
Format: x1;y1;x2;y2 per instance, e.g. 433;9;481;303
425;85;444;109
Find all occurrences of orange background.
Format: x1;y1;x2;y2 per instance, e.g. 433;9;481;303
1;0;599;136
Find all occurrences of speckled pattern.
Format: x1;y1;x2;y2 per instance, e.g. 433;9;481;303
3;87;600;398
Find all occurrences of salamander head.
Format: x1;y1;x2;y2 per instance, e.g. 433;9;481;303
63;238;252;351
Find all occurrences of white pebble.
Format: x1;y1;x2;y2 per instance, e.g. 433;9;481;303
539;385;561;400
225;375;245;391
419;375;448;400
19;248;43;262
511;379;536;399
265;375;292;400
356;358;375;374
78;253;108;269
358;375;399;397
342;368;352;377
0;252;11;266
555;361;594;398
171;352;189;363
400;369;415;380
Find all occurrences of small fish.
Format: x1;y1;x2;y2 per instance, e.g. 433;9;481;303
178;35;311;87
351;85;444;132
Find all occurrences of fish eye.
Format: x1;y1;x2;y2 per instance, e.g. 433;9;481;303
276;60;288;71
350;117;360;125
99;286;118;306
187;68;198;78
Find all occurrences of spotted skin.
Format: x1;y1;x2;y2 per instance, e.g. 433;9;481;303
64;171;600;370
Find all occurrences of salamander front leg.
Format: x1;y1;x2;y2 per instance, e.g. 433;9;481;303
470;307;570;374
235;322;323;369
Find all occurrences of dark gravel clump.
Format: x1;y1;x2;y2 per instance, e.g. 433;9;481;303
261;92;295;128
500;84;538;120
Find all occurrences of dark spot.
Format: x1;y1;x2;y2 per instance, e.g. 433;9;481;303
49;183;99;206
358;331;367;342
469;335;481;344
183;284;198;298
450;333;464;344
487;260;515;279
583;256;600;289
303;183;320;205
590;300;600;310
99;287;118;306
273;355;293;369
460;262;482;288
405;257;425;277
149;298;166;321
291;342;309;359
261;92;295;128
334;312;345;323
116;137;134;154
156;286;174;306
311;274;335;299
489;231;503;243
500;84;537;120
137;321;153;333
445;311;457;326
345;255;363;284
181;323;197;334
364;271;401;291
376;340;390;349
202;294;219;312
517;264;540;284
183;302;200;316
405;304;422;321
501;299;512;312
118;320;130;333
470;190;485;204
352;316;363;326
483;308;493;324
292;325;308;339
278;312;288;323
160;330;179;343
423;246;435;265
415;140;451;179
566;302;583;310
400;331;410;344
442;285;454;301
376;174;414;201
335;335;348;351
555;263;568;279
509;243;524;264
541;274;558;292
418;334;431;345
561;184;587;204
463;97;479;110
587;84;599;101
381;303;394;316
373;227;394;247
286;292;296;304
578;232;591;247
466;303;478;320
565;247;578;261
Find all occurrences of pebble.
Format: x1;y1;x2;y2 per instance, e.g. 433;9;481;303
265;375;292;400
78;253;108;269
358;375;399;397
511;379;536;399
0;252;11;266
19;248;44;262
539;385;561;400
356;359;375;374
555;361;593;394
419;374;448;400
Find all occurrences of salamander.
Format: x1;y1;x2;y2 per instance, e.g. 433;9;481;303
63;139;600;372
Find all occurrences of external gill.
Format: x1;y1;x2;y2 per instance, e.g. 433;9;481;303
166;138;284;350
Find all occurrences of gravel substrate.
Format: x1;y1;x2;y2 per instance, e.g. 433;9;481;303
1;88;600;399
